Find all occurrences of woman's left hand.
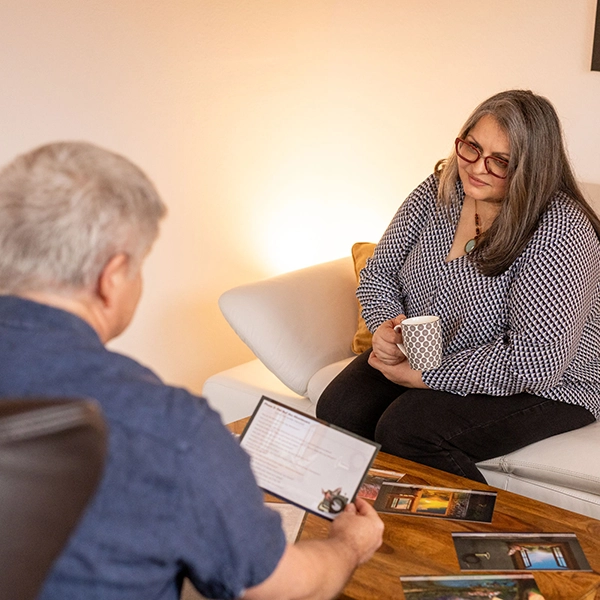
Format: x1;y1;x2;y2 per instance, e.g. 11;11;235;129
368;352;429;388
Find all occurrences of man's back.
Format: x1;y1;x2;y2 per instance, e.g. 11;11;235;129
0;295;286;600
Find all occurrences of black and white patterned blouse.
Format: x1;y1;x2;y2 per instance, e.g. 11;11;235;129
358;174;600;419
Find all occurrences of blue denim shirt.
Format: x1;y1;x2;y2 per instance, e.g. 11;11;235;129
0;296;286;600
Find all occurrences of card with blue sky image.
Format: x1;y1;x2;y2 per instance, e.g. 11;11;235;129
452;532;592;572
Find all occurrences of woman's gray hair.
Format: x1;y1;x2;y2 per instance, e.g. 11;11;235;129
436;89;600;276
0;141;167;294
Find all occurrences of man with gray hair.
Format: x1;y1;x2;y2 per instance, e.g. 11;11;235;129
0;142;383;600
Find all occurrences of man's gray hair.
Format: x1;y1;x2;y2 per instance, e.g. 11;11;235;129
0;141;167;294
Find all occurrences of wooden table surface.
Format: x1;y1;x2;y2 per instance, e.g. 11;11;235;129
229;418;600;600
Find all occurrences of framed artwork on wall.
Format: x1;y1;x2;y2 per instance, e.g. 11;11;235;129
593;0;600;70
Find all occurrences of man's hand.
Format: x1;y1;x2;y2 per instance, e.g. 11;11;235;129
368;352;428;388
371;316;407;365
329;497;384;565
242;498;384;600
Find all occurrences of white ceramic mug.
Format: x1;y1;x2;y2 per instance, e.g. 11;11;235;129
394;315;442;371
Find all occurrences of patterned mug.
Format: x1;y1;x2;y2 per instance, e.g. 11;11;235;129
394;316;442;371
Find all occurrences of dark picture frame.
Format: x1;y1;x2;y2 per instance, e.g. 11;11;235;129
593;0;600;71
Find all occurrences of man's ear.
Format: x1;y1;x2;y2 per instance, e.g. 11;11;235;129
97;253;130;308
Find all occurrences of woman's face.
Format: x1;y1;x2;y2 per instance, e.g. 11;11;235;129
457;114;510;204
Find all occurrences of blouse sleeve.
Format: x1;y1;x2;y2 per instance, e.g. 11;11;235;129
422;217;600;396
357;175;439;332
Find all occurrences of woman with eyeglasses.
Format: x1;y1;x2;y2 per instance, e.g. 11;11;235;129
316;89;600;484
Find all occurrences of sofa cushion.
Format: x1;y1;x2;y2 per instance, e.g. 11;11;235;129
351;242;376;354
202;359;315;424
481;470;600;518
218;257;357;397
478;419;600;497
307;357;354;404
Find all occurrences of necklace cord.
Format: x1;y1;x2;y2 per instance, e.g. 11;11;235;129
465;197;480;254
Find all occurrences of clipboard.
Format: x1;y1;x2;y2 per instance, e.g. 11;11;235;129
239;396;380;520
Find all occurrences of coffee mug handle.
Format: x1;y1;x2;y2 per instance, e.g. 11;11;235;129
393;324;407;356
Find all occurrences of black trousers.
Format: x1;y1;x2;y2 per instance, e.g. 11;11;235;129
316;350;595;483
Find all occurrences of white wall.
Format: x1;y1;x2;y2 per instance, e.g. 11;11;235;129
1;0;599;396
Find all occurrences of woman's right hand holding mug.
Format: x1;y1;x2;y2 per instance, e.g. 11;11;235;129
371;315;407;365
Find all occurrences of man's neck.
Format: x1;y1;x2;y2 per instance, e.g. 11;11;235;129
18;290;111;343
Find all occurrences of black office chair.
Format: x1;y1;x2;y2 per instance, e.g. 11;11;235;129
0;398;107;600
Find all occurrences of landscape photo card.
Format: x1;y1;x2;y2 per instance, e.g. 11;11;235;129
400;573;544;599
357;468;405;501
372;482;497;523
239;396;380;520
452;532;592;572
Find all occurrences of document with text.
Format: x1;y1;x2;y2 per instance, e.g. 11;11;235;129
239;396;380;520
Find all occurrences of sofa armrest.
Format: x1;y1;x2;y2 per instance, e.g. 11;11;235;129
219;257;358;396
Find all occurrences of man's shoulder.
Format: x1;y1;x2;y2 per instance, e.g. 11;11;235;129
97;349;221;444
0;298;229;454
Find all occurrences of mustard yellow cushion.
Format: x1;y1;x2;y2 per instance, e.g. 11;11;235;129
351;242;377;354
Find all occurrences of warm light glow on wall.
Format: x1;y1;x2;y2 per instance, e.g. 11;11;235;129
250;153;396;275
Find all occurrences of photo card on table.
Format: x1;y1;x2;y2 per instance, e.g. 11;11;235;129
357;468;405;501
265;501;306;543
400;573;544;599
239;396;380;520
373;482;496;523
452;532;592;572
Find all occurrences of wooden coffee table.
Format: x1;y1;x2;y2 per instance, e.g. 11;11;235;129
229;418;600;600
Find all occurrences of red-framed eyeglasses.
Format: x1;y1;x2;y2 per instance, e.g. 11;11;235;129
455;137;510;179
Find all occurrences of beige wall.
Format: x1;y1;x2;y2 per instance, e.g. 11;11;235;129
1;0;599;396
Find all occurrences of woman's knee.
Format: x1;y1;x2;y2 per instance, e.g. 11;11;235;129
373;389;440;449
316;352;372;427
315;383;342;423
316;350;406;439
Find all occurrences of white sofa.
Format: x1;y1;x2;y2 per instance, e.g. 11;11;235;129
202;256;600;520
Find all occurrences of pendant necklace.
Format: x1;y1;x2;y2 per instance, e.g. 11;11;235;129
464;197;481;254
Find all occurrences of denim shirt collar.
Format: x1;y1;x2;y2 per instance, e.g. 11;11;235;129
0;295;103;346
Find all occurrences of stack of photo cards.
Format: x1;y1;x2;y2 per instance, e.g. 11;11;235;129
452;532;592;572
371;482;497;523
239;396;380;520
400;574;544;599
